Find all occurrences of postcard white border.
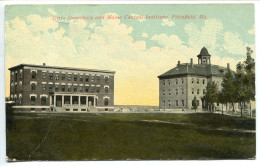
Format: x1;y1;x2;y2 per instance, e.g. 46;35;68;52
0;1;259;166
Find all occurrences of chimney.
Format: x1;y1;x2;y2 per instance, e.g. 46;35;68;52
190;58;193;67
178;61;180;66
43;63;46;66
227;63;230;70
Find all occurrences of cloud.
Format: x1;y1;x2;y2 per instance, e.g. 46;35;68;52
222;32;249;55
142;32;148;38
47;8;57;15
161;19;175;27
248;25;255;35
130;14;146;22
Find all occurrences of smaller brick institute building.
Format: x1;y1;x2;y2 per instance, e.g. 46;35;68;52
9;64;115;112
158;47;233;111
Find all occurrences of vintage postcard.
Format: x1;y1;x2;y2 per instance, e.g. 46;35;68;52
4;4;255;161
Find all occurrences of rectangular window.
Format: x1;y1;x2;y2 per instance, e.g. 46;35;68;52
96;87;100;93
163;101;165;107
85;86;89;92
79;75;83;82
197;79;199;84
163;90;165;95
104;98;109;106
74;86;77;92
182;100;184;106
182;88;184;94
55;85;59;92
176;89;178;95
31;71;36;79
49;84;53;91
41;97;47;105
74;75;78;81
31;96;36;105
105;87;109;93
68;85;71;92
197;89;200;94
176;100;178;107
79;86;83;92
105;76;109;83
168;80;170;85
182;78;184;84
68;74;72;81
15;73;18;81
192;88;194;94
15;85;17;92
62;74;65;80
42;84;46;91
55;73;59;80
42;72;46;79
203;79;205;84
61;85;65;92
168;100;171;106
91;76;95;82
49;73;53;80
31;83;36;90
162;80;165;85
90;86;95;93
85;76;89;82
176;79;178;84
168;89;171;95
96;76;100;83
192;78;194;84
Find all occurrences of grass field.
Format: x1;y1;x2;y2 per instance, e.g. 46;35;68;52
6;113;255;161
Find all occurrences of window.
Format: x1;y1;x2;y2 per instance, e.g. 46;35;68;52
79;86;83;92
168;89;171;95
49;73;53;80
74;75;77;81
42;72;46;79
96;87;100;93
176;89;178;95
90;86;95;93
176;100;178;106
182;100;184;106
55;85;59;92
163;101;165;107
49;84;53;91
96;76;100;83
192;78;194;84
61;85;65;92
105;87;109;93
203;89;206;94
80;75;83;82
68;85;71;92
203;79;205;84
41;96;47;105
192;88;194;94
163;90;165;95
15;73;17;81
91;76;95;82
15;85;17;92
162;80;165;85
168;100;171;106
182;78;184;84
85;76;89;82
31;71;36;79
104;98;109;106
31;83;36;90
42;84;46;91
85;86;89;92
182;88;184;94
176;79;178;84
197;79;199;84
68;74;72;81
74;86;77;92
197;89;200;94
168;80;171;85
62;74;65;80
31;96;36;105
105;76;109;83
55;73;59;80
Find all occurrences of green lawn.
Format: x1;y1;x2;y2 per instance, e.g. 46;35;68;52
6;113;255;160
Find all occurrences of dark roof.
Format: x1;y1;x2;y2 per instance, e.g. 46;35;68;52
197;47;211;58
8;64;116;74
158;63;231;79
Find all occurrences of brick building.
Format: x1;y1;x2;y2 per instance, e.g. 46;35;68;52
158;47;234;111
9;63;115;112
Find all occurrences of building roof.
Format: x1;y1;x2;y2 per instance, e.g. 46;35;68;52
197;47;211;58
8;64;116;74
158;63;231;79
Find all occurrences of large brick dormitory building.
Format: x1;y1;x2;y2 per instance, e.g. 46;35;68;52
158;47;236;111
9;64;115;112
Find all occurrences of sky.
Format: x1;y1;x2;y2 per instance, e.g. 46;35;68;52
4;4;255;106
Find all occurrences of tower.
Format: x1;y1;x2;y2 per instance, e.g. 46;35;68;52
197;47;211;65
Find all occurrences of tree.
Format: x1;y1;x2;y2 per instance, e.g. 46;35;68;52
192;96;198;113
217;91;225;115
204;81;218;112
